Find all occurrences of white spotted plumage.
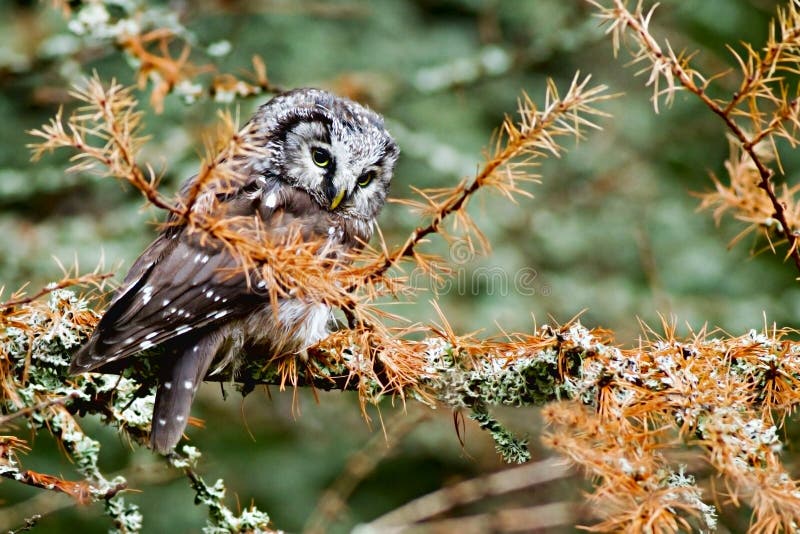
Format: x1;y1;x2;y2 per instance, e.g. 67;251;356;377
70;88;399;454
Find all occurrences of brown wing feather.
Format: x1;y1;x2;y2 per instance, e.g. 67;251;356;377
71;178;273;373
70;179;361;374
69;232;258;372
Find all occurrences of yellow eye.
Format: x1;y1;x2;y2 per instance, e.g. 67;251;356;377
311;147;331;167
358;171;376;187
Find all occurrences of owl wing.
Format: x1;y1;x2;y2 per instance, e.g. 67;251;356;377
70;232;258;373
70;179;312;374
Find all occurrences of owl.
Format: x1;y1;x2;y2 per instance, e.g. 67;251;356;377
70;88;400;453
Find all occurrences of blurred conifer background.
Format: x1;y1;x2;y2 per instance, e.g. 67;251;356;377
1;1;796;531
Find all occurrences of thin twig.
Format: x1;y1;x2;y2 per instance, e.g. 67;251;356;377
362;502;576;533
0;273;112;311
355;78;609;289
7;515;42;534
303;407;429;534
0;469;125;504
0;393;80;427
606;0;800;274
364;457;573;529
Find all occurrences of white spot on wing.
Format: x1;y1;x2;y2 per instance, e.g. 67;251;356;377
183;380;193;390
144;332;157;340
175;325;192;335
158;418;167;426
264;192;277;208
142;284;153;305
164;381;172;390
140;340;154;350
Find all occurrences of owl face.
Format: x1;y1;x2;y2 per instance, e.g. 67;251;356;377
251;89;399;221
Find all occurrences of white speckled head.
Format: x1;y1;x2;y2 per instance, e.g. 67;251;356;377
247;88;399;221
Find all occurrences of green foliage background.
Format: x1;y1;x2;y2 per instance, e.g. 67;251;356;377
1;0;796;532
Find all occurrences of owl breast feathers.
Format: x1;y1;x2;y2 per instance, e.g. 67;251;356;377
70;88;399;453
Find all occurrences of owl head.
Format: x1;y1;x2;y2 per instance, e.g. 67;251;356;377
249;88;399;222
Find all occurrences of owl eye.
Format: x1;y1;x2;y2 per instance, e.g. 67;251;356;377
311;147;331;167
357;170;376;188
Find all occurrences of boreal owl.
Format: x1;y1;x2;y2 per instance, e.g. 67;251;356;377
70;88;400;453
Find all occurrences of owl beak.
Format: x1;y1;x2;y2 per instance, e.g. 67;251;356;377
328;187;346;210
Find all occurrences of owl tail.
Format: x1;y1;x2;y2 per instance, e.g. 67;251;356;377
150;335;221;454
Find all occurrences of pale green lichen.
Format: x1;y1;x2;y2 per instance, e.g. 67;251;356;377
66;1;185;43
661;466;718;532
168;444;202;469
2;289;141;531
6;284;793;530
169;446;278;533
470;403;530;463
421;337;570;463
106;497;144;534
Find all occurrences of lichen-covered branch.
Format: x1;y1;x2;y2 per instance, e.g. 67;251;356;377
168;446;279;533
50;1;283;112
1;288;143;531
5;284;800;531
12;3;800;530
